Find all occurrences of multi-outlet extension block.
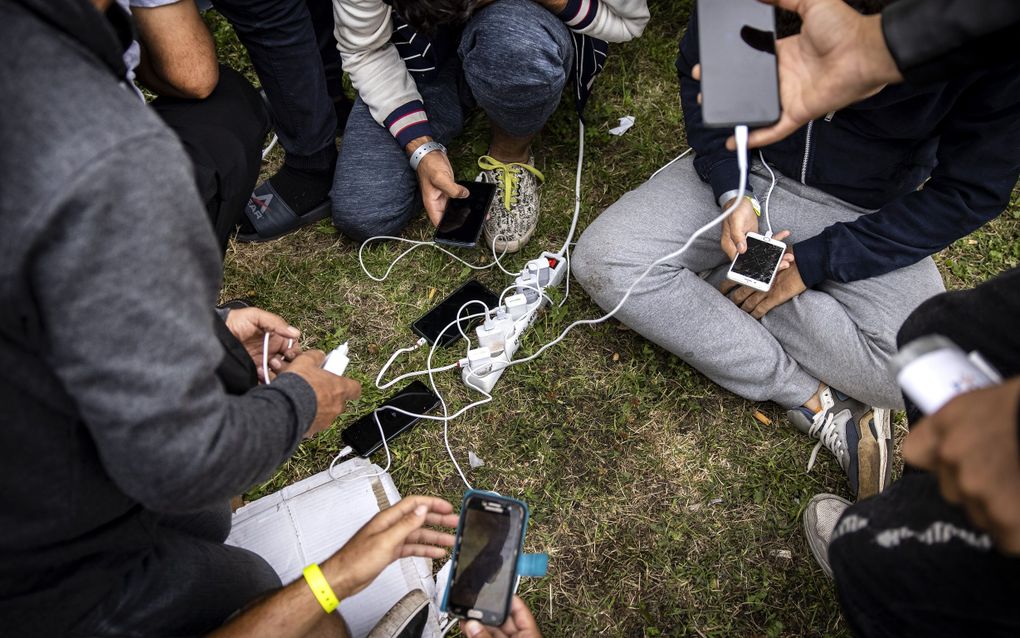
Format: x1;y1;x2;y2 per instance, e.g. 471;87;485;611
460;252;568;393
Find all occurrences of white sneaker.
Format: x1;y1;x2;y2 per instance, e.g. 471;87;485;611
477;155;544;254
803;493;852;579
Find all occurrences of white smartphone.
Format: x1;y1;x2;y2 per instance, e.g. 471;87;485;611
726;232;787;292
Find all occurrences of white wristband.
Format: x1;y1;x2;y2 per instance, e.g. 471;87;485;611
409;141;446;171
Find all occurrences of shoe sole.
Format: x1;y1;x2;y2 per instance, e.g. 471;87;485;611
485;223;537;255
854;408;890;500
365;589;429;638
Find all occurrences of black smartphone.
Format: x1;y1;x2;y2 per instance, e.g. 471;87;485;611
411;280;500;347
435;181;496;248
443;493;527;625
340;380;439;457
697;0;780;128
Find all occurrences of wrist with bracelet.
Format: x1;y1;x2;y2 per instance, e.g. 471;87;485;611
718;189;761;217
409;140;447;171
303;563;339;613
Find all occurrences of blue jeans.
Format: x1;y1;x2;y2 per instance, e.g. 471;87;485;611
212;0;336;171
331;0;574;241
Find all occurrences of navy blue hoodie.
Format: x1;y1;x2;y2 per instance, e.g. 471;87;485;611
677;13;1020;288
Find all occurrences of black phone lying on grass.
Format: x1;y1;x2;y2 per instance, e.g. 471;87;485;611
340;380;440;457
411;279;500;347
434;181;496;249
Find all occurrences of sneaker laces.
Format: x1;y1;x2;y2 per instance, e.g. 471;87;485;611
806;411;847;473
478;155;545;211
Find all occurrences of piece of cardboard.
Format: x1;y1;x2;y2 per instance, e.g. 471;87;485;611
226;458;440;637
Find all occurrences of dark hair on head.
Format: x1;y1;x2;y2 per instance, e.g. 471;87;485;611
388;0;478;33
776;0;897;38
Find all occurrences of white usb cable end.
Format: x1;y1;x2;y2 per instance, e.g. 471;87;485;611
323;342;350;377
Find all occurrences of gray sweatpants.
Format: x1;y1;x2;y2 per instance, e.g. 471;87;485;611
572;156;946;409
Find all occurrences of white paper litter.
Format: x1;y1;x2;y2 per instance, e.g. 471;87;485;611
609;115;636;136
468;451;485;468
226;457;441;637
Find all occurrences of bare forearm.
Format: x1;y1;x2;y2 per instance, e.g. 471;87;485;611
207;580;349;638
133;1;219;99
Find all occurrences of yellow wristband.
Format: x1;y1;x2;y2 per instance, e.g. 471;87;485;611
744;195;761;217
303;563;339;614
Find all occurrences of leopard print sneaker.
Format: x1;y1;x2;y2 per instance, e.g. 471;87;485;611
477;155;545;254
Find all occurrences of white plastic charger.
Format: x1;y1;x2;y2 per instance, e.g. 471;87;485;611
461;252;567;393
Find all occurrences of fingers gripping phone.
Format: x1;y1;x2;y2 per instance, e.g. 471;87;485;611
340;380;439;457
697;0;780;128
442;492;529;626
411;279;500;347
434;181;496;248
727;232;787;291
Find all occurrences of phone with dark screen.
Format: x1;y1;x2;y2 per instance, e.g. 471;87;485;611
411;280;500;347
697;0;780;128
340;380;439;457
435;181;496;248
441;492;528;626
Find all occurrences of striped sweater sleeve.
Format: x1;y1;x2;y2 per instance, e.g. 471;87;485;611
556;0;649;43
333;0;434;146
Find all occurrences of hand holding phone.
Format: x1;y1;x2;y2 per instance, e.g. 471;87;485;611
720;196;760;259
460;596;543;638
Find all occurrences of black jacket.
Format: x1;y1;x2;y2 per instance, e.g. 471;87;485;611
883;0;1020;84
677;13;1020;287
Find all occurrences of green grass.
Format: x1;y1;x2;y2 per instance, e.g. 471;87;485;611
209;2;1020;635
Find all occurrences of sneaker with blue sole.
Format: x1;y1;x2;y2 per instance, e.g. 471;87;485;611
787;386;891;500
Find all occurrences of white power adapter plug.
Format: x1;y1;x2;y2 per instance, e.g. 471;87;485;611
505;294;528;320
323;342;350;376
476;315;514;353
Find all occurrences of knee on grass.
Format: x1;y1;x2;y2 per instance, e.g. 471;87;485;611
331;191;416;243
461;3;569;133
572;215;647;304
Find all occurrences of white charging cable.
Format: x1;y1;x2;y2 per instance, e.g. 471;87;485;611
647;147;695;182
485;126;749;373
758;149;777;239
261;134;278;161
352;125;750;489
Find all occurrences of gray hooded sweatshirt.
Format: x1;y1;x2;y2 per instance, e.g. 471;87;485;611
0;0;316;632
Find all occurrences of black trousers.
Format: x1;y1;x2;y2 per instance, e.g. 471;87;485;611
830;266;1020;637
152;65;270;252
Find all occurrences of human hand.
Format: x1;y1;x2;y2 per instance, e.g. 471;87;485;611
461;596;543;638
224;307;302;382
283;350;362;437
721;197;760;259
322;496;459;600
902;377;1020;554
528;0;568;13
414;144;469;227
721;0;902;150
719;238;803;319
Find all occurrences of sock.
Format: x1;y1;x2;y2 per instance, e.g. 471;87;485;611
239;163;333;234
269;163;333;215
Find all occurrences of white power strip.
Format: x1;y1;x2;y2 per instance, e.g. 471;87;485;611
459;252;568;393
